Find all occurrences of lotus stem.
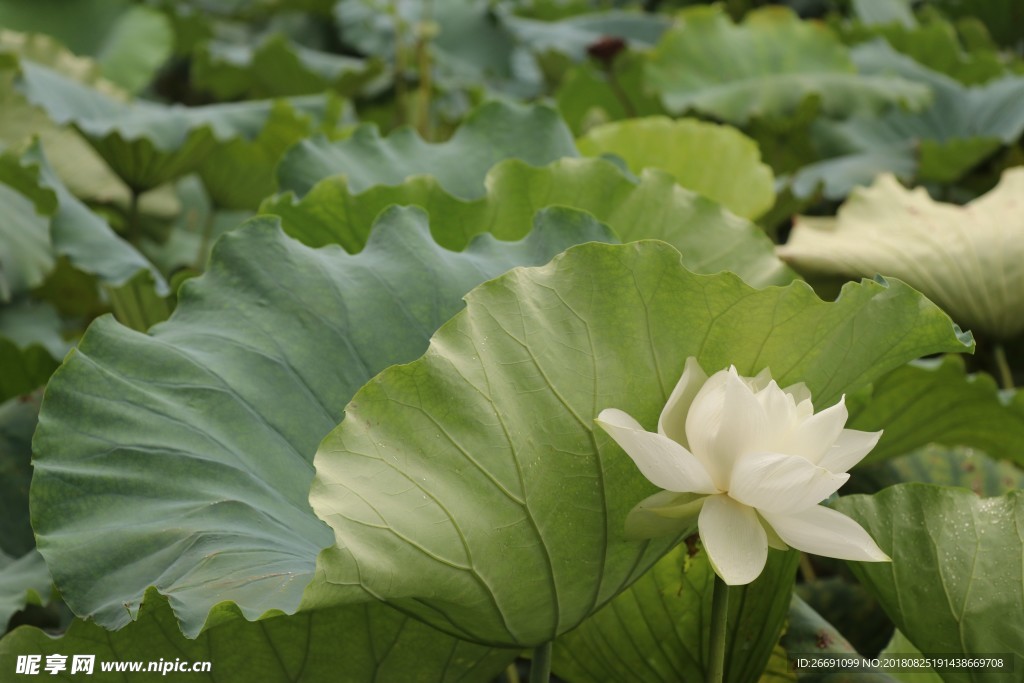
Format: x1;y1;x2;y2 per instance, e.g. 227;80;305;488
607;69;637;119
707;574;729;683
529;642;552;683
391;0;408;128
994;343;1014;390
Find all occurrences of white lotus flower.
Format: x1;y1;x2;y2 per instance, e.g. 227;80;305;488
596;358;890;585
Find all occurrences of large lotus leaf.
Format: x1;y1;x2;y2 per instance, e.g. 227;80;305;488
263;157;794;287
576;116;775;220
310;241;972;647
31;206;615;637
793;42;1024;198
192;33;381;100
0;550;50;630
12;56;335;191
0;1;172;92
0;589;515;681
846;356;1024;467
0;394;38;557
550;545;798;683
834;485;1024;683
276;100;577;199
645;6;929;125
779;168;1024;340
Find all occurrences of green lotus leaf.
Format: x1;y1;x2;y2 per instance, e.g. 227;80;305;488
834;485;1024;683
846;356;1024;467
310;241;972;647
10;55;336;191
0;1;172;92
576;116;775;220
31;206;615;637
192;33;381;100
0;589;515;681
0;550;50;630
645;6;929;125
276;100;577;199
793;42;1024;198
780;168;1024;340
264;156;794;287
550;545;798;683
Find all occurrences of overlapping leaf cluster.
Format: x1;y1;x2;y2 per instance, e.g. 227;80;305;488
1;1;1022;681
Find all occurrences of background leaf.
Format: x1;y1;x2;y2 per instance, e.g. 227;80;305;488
264;156;794;286
846;356;1024;467
834;484;1024;683
276;100;578;199
792;43;1024;198
645;6;929;125
576;116;775;219
0;1;172;92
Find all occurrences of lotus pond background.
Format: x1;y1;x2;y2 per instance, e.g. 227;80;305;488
0;0;1022;681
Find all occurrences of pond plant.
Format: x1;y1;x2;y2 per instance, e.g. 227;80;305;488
0;1;1022;681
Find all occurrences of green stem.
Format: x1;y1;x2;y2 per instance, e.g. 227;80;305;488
994;343;1015;390
707;574;729;683
505;662;521;683
125;187;143;244
391;0;408;128
529;642;552;683
798;553;817;583
607;69;637;118
414;31;432;138
194;213;216;271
